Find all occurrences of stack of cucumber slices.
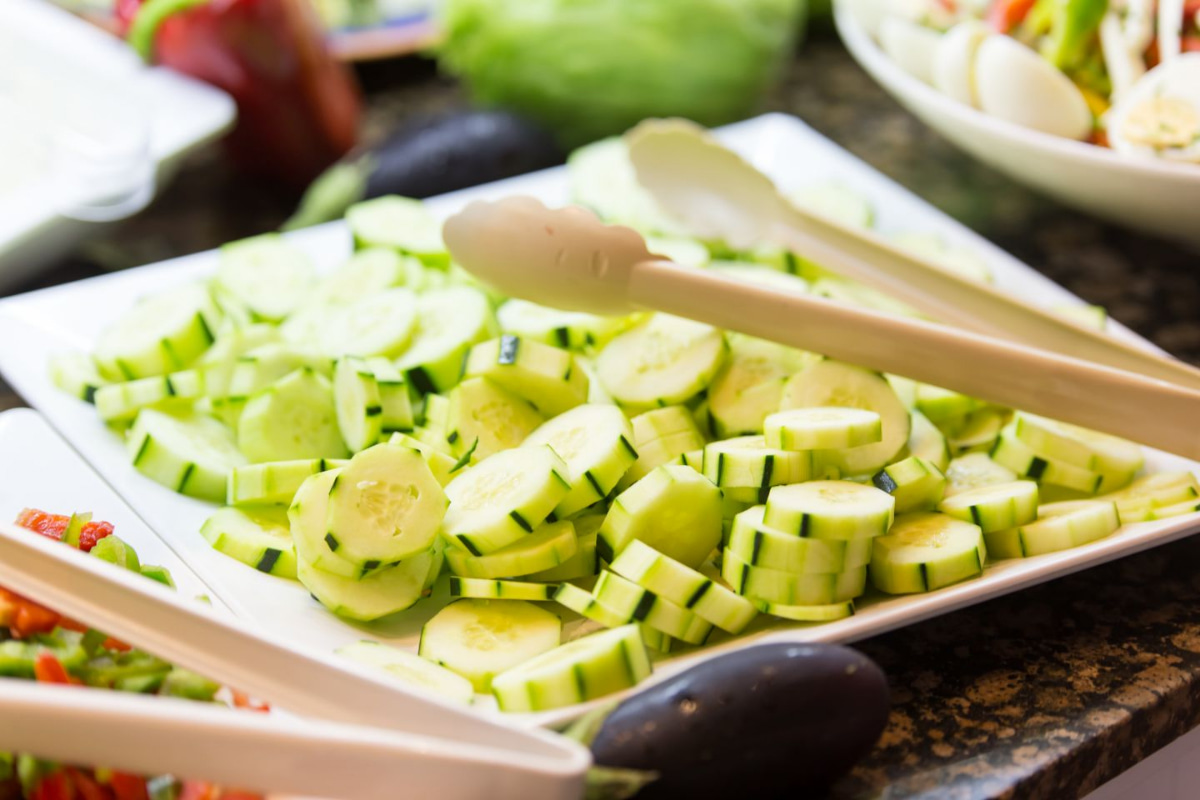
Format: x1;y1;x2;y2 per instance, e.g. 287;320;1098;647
48;139;1200;712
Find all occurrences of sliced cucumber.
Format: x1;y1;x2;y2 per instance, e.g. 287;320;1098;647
944;452;1018;497
94;283;219;380
216;234;314;322
762;481;895;540
947;408;1007;455
95;370;205;423
290;468;366;578
238;368;348;463
608;539;757;633
1011;412;1144;476
872;456;946;513
335;640;474;704
728;505;869;574
49;351;109;404
200;506;296;579
298;549;438;622
362;358;414;434
522;404;637;517
446;377;545;462
631;405;702;443
333;358;384;453
721;553;867;605
325;443;448;566
496;298;629;352
764;407;883;451
283;288;418;359
1012;500;1121;556
1105;472;1199;524
388;432;458;487
595;314;727;410
707;334;816;438
567;137;686;235
914;384;982;426
228;458;346;506
225;344;332;401
1151;498;1200;520
491;623;652;712
599;465;722;569
448;577;557;601
870;513;986;594
463;336;588;417
753;599;855;622
591;571;713;644
618;429;706;491
646;235;711;269
939;481;1039;533
702;435;812;492
442;446;571;555
554;582;633;629
907;409;951;472
779;361;909;475
128;408;247;501
308;249;412;307
990;427;1103;493
395;287;493;394
419;599;561;692
444;519;579;579
346;196;449;268
523;519;601;582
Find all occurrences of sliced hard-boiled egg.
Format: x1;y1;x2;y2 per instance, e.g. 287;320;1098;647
880;16;943;85
932;21;992;108
973;36;1093;140
1107;53;1200;164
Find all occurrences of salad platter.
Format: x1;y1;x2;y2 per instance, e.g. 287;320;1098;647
2;113;1200;728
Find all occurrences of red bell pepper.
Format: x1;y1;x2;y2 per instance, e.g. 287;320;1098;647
117;0;363;187
106;774;148;800
988;0;1038;32
31;773;74;800
33;653;73;685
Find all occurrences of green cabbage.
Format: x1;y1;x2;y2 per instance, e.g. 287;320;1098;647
437;0;806;147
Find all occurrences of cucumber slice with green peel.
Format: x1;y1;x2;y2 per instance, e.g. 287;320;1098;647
325;443;447;567
491;623;652;713
990;428;1103;493
49;352;109;403
422;392;450;430
346;196;449;268
333;358;384;453
128;408;247;501
387;432;457;486
595;314;727;410
1011;412;1144;475
753;599;855;622
872;456;946;513
914;384;982;426
361;358;414;434
200;506;296;578
591;571;714;644
567;137;687;235
981;527;1024;559
707;334;816;439
763;481;895;540
939;481;1039;533
445;520;579;579
779;361;909;475
645;235;711;269
886;374;919;409
448;577;557;601
1105;472;1199;523
554;582;632;628
599;464;722;569
225;345;333;401
335;640;474;704
631;405;702;443
395;287;494;394
413;425;454;456
298;549;438;622
94;283;219;381
525;531;599;581
418;599;561;692
496;299;629;352
299;288;421;359
637;625;675;654
216;234;314;322
228;458;347;507
669;449;705;471
290;468;368;578
702;435;812;490
721;552;868;605
721;491;757;516
95;370;205;423
307;249;412;307
869;513;986;594
944;452;1019;497
238;369;348;463
1150;498;1200;520
906;410;951;472
728;505;861;574
442;446;572;555
1010;501;1121;557
446;377;545;462
523;405;638;517
608;539;757;633
764;407;883;451
619;429;707;490
463;336;589;417
948;408;1007;455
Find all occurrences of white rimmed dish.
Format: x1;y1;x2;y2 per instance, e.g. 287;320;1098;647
835;1;1200;247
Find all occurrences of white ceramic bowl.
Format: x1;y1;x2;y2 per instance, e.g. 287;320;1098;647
835;1;1200;247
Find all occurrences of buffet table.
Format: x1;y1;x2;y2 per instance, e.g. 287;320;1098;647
3;30;1199;800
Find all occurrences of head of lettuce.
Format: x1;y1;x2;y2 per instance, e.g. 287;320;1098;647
436;0;807;147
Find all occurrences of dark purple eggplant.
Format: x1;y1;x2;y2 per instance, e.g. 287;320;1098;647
589;643;888;799
283;109;563;230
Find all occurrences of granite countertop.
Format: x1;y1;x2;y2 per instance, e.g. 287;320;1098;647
3;29;1200;800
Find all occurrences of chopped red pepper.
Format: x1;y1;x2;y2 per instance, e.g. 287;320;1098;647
33;653;73;685
31;772;74;800
15;509;72;541
79;521;115;553
987;0;1037;32
177;782;219;800
107;774;148;800
3;588;62;639
66;770;114;800
230;690;270;713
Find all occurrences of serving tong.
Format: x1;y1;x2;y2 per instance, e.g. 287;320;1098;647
0;524;590;800
441;120;1200;460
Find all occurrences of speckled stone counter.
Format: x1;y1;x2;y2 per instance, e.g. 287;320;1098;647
2;30;1199;800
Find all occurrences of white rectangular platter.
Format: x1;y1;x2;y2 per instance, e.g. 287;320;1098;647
2;113;1198;727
